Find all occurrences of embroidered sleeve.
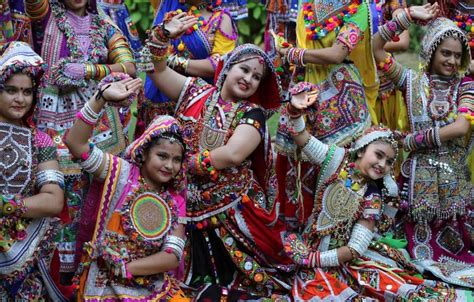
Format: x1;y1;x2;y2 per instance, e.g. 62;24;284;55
458;79;474;113
239;108;266;137
25;0;50;20
35;130;57;163
211;11;238;56
336;22;363;53
176;77;213;114
362;184;383;221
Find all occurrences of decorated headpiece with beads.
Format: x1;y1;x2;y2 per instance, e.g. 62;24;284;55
125;115;186;165
214;43;283;110
420;17;471;75
0;41;46;89
349;125;399;197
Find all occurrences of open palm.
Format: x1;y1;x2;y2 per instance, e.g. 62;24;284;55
101;78;142;103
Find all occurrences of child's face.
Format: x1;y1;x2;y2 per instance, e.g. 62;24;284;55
430;37;463;77
141;139;183;189
356;142;395;181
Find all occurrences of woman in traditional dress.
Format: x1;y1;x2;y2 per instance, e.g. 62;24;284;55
0;42;65;300
24;0;136;277
282;86;473;300
428;1;474;187
273;0;377;233
373;3;474;288
143;0;238;107
65;79;189;301
145;14;293;300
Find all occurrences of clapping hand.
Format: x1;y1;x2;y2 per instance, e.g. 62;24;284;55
100;78;142;103
409;3;439;23
164;12;198;38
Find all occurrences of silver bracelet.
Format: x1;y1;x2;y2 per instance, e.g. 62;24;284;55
319;249;339;267
36;169;65;189
433;126;442;147
163;235;186;262
347;223;373;256
80;101;102;125
290;115;306;133
80;146;104;174
302;136;329;165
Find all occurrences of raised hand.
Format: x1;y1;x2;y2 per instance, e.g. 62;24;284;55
290;90;319;110
164;12;198;38
409;3;439;22
100;78;142;103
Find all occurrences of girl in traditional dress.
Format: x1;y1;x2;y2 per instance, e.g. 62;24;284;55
0;42;65;300
145;13;293;300
65;79;189;301
373;3;474;288
273;0;377;233
282;86;474;300
24;0;136;276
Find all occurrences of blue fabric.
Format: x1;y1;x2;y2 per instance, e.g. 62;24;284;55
144;0;213;103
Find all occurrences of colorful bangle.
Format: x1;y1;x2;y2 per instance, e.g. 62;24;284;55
377;54;394;72
188;150;218;180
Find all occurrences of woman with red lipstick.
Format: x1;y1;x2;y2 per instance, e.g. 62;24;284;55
282;89;472;300
373;4;474;288
0;42;65;300
64;80;190;301
144;14;293;300
24;0;137;277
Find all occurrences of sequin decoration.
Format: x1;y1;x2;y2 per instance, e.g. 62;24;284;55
130;193;172;240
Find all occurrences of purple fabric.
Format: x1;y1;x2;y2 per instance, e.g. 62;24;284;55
63;62;85;79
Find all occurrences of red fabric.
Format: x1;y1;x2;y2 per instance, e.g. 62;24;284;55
214;58;281;110
51;249;76;300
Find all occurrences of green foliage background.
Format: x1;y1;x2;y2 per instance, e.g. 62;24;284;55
124;0;267;45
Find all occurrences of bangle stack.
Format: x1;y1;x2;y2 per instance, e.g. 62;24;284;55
378;10;412;42
85;64;112;80
36;170;65;189
163;235;186;262
302;136;329;165
80;145;105;174
319;249;339;267
290;115;306;133
285;47;306;66
77;101;102;125
403;127;441;152
167;54;190;74
347;223;373;257
25;0;49;19
286;103;301;118
188;150;218;180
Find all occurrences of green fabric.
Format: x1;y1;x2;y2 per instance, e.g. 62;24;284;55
377;232;408;249
347;1;368;32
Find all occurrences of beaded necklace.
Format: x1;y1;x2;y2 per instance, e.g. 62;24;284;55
302;0;361;40
338;160;367;193
425;74;457;121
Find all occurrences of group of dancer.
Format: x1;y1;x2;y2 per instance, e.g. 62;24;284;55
0;0;473;301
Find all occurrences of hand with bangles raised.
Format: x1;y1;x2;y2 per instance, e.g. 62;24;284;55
159;12;198;39
97;78;142;104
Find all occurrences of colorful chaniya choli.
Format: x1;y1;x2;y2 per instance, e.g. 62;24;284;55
175;77;293;297
275;0;376;233
27;0;133;273
287;145;474;301
399;71;474;289
0;124;63;301
78;155;188;301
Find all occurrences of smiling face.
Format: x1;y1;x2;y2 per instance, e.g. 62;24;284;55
355;141;396;181
430;37;463;77
0;73;34;126
220;57;264;102
140;138;184;190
